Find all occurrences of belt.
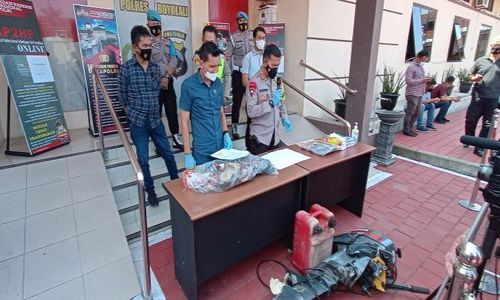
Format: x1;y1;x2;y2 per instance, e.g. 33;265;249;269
233;66;242;72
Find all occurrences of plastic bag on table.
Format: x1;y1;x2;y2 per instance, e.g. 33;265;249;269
182;154;278;193
297;139;342;156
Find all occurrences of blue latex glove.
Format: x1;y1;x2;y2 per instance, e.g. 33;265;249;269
184;153;196;169
223;132;233;149
282;117;292;132
272;89;282;106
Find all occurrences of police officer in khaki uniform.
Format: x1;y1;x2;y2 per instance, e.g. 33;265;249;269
226;11;253;139
146;9;183;149
245;44;292;155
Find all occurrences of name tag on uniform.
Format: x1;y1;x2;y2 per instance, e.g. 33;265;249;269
259;89;268;92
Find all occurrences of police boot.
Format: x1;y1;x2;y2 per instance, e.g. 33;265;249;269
232;123;240;140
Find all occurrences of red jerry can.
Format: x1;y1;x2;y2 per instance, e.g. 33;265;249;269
291;204;336;271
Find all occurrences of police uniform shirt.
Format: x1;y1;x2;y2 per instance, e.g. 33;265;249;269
246;71;288;146
226;30;253;69
151;37;178;77
241;50;263;79
179;71;224;164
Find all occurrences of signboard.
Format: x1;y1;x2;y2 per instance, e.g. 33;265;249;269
1;55;70;154
259;23;285;74
74;4;126;135
114;0;192;96
0;0;46;55
208;22;230;52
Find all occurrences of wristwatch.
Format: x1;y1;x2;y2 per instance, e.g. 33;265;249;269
268;99;274;108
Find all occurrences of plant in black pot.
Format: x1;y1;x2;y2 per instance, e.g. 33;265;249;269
456;68;473;93
378;65;406;111
441;66;455;96
333;83;348;119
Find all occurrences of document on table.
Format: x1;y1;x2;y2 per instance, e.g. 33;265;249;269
211;148;250;160
261;148;311;170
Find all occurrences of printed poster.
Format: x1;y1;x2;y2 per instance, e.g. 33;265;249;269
74;4;126;135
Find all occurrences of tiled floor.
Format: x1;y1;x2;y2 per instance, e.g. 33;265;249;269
150;158;498;300
0;152;141;300
394;109;499;163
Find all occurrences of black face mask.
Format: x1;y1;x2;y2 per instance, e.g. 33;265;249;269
137;47;152;61
149;25;162;37
238;23;248;32
492;48;500;55
266;66;278;79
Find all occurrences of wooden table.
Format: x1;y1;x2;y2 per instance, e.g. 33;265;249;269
289;143;375;216
163;165;308;300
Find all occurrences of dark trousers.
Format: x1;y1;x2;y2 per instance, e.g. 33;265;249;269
246;131;285;155
231;70;245;124
159;78;179;135
404;95;422;132
465;96;498;139
130;122;179;192
434;101;451;121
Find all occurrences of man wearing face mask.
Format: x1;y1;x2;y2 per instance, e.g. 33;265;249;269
226;11;253;140
242;26;266;88
118;26;179;207
464;35;500;157
180;42;233;168
246;44;292;155
146;9;183;149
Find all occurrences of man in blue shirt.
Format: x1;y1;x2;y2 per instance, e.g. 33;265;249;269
241;26;266;88
118;26;179;206
180;42;233;168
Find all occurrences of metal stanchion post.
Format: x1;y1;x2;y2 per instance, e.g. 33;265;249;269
446;242;483;300
459;109;499;212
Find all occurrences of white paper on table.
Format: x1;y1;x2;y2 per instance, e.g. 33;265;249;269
261;148;310;170
211;148;250;160
26;55;54;83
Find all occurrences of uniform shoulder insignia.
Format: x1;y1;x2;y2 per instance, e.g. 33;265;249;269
248;81;257;97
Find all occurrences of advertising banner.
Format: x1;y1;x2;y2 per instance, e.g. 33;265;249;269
114;0;192;96
2;55;70;154
0;0;46;55
74;4;126;135
208;22;230;52
259;23;285;74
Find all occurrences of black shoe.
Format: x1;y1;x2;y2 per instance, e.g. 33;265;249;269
147;191;159;207
442;117;451;123
473;148;484;157
434;119;446;124
403;131;417;137
426;125;437;130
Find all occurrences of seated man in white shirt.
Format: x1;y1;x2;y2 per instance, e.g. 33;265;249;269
241;26;266;87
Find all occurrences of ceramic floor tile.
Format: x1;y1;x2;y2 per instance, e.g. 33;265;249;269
27;159;68;188
26;277;85;300
78;222;129;274
25;206;76;252
0;256;23;300
67;152;104;178
73;194;120;234
70;171;112;203
0;219;25;262
0;190;25;225
23;238;81;299
26;180;72;216
83;256;141;300
0;166;26;194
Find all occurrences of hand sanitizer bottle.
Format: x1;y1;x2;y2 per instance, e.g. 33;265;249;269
352;122;359;143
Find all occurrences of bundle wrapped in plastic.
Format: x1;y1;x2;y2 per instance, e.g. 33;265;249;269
297;139;342;156
182;154;278;193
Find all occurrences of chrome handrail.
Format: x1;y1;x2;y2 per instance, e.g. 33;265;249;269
92;68;151;300
300;60;358;94
282;78;352;136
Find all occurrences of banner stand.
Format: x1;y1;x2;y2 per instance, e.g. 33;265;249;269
4;86;31;157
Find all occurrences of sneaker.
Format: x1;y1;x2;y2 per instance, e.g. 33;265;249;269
426;125;437;130
147;190;159;207
403;131;417;137
416;126;429;132
173;134;183;149
442;117;451;123
410;129;419;136
434;119;446;124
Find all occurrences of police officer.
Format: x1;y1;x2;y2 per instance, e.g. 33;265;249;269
226;11;253;140
146;9;183;149
246;44;292;155
193;25;232;101
180;42;233;168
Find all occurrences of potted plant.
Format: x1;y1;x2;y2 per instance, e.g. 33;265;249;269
427;72;438;83
442;66;455;96
334;85;347;118
378;65;406;111
456;68;473;93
